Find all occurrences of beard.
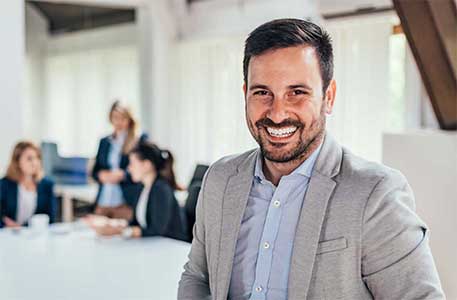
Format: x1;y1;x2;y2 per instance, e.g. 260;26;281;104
247;105;326;163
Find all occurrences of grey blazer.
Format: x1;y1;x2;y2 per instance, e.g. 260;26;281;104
178;134;445;300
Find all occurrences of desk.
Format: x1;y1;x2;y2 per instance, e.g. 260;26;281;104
0;224;191;300
55;184;98;222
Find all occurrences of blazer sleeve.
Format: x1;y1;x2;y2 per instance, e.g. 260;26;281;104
92;138;105;183
140;182;175;237
178;168;212;300
361;170;445;299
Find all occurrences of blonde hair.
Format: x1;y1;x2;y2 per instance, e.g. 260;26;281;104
109;100;139;154
6;141;44;182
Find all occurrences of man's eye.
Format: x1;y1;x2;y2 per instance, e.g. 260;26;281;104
293;89;307;95
253;90;269;96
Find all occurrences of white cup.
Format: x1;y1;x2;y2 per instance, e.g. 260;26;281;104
29;214;50;232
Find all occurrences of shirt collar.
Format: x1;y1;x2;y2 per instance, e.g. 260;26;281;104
254;142;323;183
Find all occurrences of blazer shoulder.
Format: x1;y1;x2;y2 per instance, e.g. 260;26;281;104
100;135;112;144
339;147;408;189
39;177;54;188
0;177;17;188
209;148;257;175
153;177;174;194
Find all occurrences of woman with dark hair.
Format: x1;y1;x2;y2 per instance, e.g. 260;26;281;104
0;141;56;228
88;141;186;241
92;100;146;220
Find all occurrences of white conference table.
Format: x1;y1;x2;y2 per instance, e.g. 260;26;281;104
0;223;191;300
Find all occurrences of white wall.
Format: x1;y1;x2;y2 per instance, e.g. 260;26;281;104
383;131;457;299
25;4;49;142
0;1;25;173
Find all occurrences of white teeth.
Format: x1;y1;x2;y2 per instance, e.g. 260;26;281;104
266;126;297;137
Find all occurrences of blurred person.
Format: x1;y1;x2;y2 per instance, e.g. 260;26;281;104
0;141;56;228
92;100;146;220
178;19;444;299
88;141;186;241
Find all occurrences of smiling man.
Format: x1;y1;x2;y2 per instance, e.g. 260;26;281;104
178;19;444;300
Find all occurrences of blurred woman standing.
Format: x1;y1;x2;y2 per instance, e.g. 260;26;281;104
0;141;56;227
92;100;146;220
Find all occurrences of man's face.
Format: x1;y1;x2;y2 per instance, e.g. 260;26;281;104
244;45;335;163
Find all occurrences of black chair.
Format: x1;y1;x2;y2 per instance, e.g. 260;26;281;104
188;164;209;188
183;164;209;242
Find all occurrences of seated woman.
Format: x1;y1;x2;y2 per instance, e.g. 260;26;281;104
92;100;146;221
0;141;56;228
89;141;186;241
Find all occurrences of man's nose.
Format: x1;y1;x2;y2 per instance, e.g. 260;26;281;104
266;98;288;125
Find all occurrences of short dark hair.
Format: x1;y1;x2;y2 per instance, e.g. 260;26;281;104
243;18;334;93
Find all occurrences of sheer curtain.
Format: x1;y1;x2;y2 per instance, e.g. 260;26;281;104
42;46;140;157
324;14;397;162
169;37;256;183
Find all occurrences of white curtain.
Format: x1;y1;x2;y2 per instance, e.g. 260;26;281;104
324;14;398;162
168;37;256;184
42;46;140;157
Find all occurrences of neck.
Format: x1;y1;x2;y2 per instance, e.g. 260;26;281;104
142;171;156;187
263;132;324;186
114;129;127;137
20;175;35;187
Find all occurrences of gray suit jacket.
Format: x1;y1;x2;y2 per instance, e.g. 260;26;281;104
178;134;445;300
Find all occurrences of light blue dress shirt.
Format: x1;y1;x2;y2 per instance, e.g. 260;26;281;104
97;132;126;207
229;144;322;300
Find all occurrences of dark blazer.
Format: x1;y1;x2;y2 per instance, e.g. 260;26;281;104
0;177;56;228
130;177;187;241
92;133;147;207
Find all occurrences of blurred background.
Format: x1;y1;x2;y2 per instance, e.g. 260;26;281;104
0;0;455;299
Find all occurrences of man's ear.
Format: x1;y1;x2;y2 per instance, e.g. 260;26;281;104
243;82;247;98
324;79;336;114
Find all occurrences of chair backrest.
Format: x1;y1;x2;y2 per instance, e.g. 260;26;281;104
188;164;209;188
184;181;202;242
41;142;59;177
40;141;89;185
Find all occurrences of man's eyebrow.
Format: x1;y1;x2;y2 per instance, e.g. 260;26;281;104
248;84;269;91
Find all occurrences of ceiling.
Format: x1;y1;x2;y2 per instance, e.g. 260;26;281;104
28;1;135;34
28;0;394;35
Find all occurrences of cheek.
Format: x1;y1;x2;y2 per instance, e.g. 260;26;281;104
295;102;321;124
130;165;139;177
246;100;265;122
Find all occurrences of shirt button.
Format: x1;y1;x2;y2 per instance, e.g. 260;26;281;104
263;242;270;249
273;200;281;207
255;286;263;292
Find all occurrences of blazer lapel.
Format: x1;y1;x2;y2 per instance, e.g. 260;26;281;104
288;173;336;299
216;150;257;300
288;133;342;299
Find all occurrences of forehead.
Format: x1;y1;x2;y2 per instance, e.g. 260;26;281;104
21;147;38;157
247;45;322;87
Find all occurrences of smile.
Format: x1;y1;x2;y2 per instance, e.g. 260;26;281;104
266;126;298;138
